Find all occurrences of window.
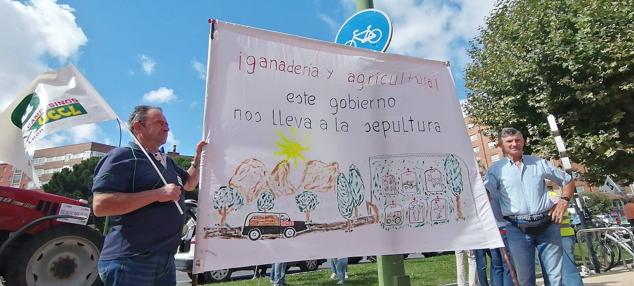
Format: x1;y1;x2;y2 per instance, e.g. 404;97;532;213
467;123;475;129
488;142;497;149
491;155;500;162
470;134;478;142
575;186;585;193
33;157;45;165
11;170;22;187
473;147;480;154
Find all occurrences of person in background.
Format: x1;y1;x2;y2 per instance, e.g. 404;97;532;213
475;164;515;286
484;127;575;286
542;191;584;286
624;197;634;225
328;257;349;285
455;249;478;286
270;262;287;286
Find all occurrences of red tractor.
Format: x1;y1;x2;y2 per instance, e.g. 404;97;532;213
0;186;103;286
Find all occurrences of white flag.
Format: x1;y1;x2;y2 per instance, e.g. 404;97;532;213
601;176;623;195
0;64;117;185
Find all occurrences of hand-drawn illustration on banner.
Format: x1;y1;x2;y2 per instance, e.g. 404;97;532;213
195;21;502;273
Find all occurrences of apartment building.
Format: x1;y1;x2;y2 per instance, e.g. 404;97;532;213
0;163;31;188
32;142;115;184
465;118;504;169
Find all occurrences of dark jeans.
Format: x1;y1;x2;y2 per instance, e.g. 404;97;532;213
98;252;176;286
475;235;513;286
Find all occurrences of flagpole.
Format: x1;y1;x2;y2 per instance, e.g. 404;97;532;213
119;118;184;215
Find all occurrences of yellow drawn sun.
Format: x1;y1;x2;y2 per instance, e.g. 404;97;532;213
274;128;309;167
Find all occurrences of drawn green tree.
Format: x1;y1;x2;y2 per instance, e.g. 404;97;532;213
348;164;365;220
213;186;244;227
443;154;463;219
295;191;319;223
257;191;275;212
336;173;355;232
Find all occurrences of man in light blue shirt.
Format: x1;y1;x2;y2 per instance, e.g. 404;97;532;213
484;127;575;286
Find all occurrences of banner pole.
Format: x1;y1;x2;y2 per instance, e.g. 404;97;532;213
351;1;411;285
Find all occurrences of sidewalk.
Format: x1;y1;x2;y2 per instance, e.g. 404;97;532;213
536;268;634;286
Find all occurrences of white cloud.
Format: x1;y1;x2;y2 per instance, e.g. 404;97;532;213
28;133;66;155
27;123;106;155
68;123;101;143
191;60;206;80
143;87;177;103
373;0;496;66
139;54;156;75
0;0;87;110
189;101;198;109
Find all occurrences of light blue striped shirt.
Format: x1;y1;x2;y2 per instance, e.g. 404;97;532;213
484;155;572;216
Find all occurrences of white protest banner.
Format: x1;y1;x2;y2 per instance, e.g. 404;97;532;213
0;64;117;184
195;21;502;272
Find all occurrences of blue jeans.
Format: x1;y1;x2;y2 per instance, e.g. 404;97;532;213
475;241;513;286
330;258;337;274
475;249;490;286
506;222;563;286
270;262;287;286
489;247;513;286
334;257;348;284
97;252;176;286
542;236;584;286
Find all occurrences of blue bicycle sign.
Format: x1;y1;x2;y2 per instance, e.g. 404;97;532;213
345;25;382;47
336;9;392;52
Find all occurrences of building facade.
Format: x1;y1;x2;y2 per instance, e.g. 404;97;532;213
32;142;115;185
0;163;31;189
465;118;504;169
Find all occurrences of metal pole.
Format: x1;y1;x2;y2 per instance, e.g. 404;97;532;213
356;0;374;11
547;114;601;273
353;0;410;285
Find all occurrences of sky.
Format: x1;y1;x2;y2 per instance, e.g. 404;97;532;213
0;0;497;156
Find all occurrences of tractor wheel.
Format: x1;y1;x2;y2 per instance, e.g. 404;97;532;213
7;224;103;286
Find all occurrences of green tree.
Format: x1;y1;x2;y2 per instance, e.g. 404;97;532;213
43;157;106;233
213;186;244;227
465;0;634;185
43;157;100;201
256;191;275;212
580;192;613;217
295;191;319;222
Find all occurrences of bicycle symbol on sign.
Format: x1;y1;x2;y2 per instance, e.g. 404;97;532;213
344;25;382;47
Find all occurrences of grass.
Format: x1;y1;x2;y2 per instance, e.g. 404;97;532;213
203;254;457;286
